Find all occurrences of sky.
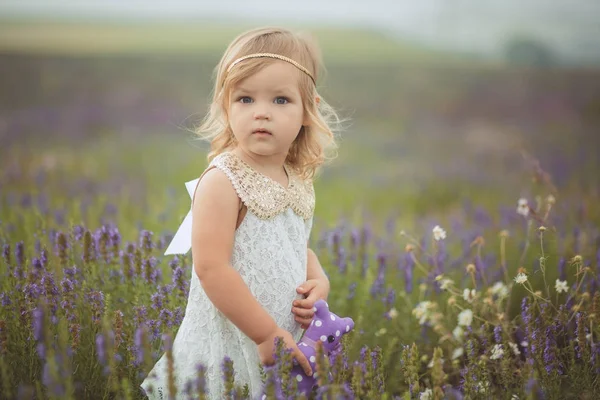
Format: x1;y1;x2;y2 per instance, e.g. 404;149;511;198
0;0;439;30
1;0;598;59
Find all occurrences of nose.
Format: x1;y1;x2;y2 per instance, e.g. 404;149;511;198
253;104;271;120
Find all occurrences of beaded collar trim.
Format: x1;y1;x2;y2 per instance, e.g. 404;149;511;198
211;152;315;220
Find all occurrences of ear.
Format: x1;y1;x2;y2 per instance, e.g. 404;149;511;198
313;299;329;318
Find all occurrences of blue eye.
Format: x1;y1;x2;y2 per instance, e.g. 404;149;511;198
275;97;289;105
238;96;253;104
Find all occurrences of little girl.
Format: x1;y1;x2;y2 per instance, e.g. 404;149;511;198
141;27;340;399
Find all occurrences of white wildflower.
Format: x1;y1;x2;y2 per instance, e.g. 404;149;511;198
490;344;504;360
432;225;446;241
388;307;398;319
419;388;432;400
453;325;465;340
520;341;528;348
458;309;473;327
463;288;476;303
514;273;528;284
452;347;464;360
476;381;490;394
412;301;435;325
375;328;387;337
439;278;454;291
427;357;444;368
555;279;568;294
517;198;529;217
490;281;509;298
546;194;556;205
509;342;521;356
511;395;519;400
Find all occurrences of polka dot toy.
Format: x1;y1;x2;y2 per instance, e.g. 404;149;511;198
290;299;354;397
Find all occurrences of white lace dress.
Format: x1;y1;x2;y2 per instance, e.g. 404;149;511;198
140;152;314;400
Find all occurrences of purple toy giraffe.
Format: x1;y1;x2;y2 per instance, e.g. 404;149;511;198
292;299;355;397
260;299;354;399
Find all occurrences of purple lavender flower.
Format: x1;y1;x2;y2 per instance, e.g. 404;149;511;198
0;292;11;307
133;324;147;366
369;271;385;299
173;307;184;326
494;325;502;344
337;247;348;274
23;283;42;302
403;251;414;294
146;319;161;341
575;312;588;360
195;363;207;395
96;333;106;365
40;248;48;269
159;309;174;328
558;257;566;281
60;277;74;294
151;291;165;310
544;325;563;375
63;266;80;281
140;230;154;254
350;228;359;263
32;257;44;274
133;305;148;325
385;289;396;307
168;256;180;270
2;244;10;266
32;307;46;358
54;209;66;226
171;266;188;294
143;257;161;284
443;384;464;400
42;360;66;397
20;193;32;208
40;274;59;298
15;241;25;268
72;225;85;241
32;307;44;341
347;282;357;300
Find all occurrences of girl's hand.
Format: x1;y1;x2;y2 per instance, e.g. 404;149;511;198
257;326;313;377
292;278;330;329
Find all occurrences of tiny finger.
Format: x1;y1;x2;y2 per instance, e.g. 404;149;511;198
295;299;315;309
295;350;312;376
292;307;314;318
295;316;312;326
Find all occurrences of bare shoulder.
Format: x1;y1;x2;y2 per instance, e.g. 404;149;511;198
191;167;240;277
193;167;238;207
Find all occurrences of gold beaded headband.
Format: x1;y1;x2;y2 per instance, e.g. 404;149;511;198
226;53;316;85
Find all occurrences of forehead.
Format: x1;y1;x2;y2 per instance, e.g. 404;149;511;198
233;61;301;92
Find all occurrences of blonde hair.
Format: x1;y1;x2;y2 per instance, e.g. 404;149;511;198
196;27;340;180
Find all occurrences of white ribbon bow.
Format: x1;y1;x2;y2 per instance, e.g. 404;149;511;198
164;178;200;255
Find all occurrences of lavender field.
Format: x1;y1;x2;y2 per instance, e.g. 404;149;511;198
1;26;600;399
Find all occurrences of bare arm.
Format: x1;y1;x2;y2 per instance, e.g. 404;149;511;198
191;168;276;344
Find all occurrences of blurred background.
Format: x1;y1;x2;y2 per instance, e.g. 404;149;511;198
1;0;599;232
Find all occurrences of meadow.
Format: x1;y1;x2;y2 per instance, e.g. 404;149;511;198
1;21;599;399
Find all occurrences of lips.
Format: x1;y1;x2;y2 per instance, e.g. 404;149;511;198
252;128;272;135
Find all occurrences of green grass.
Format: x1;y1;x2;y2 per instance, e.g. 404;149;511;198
0;19;458;64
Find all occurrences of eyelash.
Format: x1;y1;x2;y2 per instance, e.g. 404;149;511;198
237;96;290;104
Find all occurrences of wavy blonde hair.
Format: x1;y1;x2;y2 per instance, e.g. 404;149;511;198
196;27;340;180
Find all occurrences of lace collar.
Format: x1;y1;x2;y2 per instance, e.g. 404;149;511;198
211;152;315;220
